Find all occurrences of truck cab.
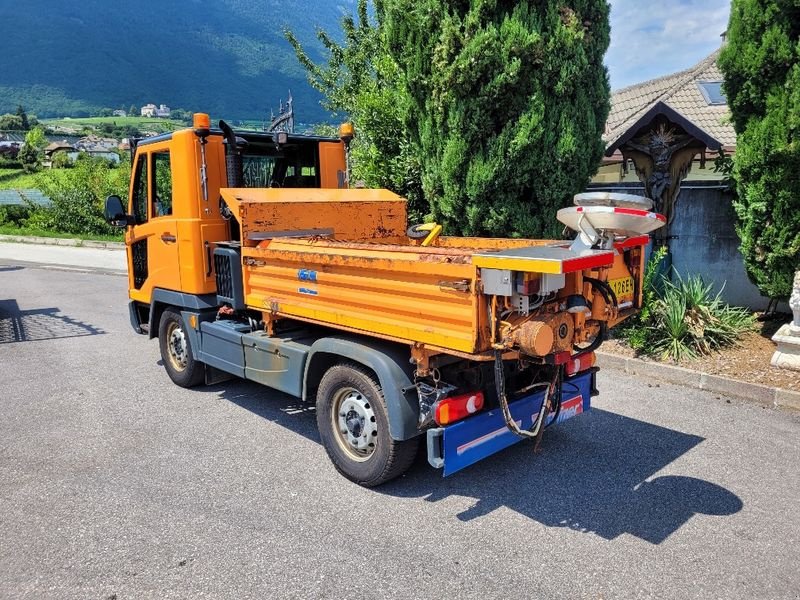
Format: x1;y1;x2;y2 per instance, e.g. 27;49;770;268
115;119;347;332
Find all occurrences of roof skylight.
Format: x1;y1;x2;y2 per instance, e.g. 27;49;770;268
698;81;726;105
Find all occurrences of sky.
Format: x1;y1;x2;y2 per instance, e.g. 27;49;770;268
606;0;731;91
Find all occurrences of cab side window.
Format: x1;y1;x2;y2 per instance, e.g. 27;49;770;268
152;151;172;217
132;154;148;225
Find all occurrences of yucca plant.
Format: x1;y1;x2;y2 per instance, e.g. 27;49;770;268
651;288;697;360
647;273;755;361
618;248;755;361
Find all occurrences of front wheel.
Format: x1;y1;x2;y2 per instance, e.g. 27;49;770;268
158;308;204;388
316;363;418;487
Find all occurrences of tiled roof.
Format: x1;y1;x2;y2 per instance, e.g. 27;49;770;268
45;141;75;152
605;48;736;149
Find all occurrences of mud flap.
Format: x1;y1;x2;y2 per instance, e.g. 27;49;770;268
427;371;594;476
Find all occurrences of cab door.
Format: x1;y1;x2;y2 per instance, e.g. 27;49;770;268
126;145;181;303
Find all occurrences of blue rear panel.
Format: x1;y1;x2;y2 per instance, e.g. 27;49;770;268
437;370;593;476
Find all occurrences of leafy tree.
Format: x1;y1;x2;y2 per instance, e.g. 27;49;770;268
129;105;138;117
718;0;800;300
170;108;192;122
286;0;424;218
18;126;47;171
29;156;130;236
52;151;73;169
0;114;24;130
384;1;611;237
15;105;29;130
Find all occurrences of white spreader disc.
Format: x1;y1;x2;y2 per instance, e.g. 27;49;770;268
557;205;666;237
573;192;654;211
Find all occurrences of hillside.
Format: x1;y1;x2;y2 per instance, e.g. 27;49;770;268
0;0;354;122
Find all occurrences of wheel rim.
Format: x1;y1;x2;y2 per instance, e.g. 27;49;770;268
331;386;378;461
166;321;188;372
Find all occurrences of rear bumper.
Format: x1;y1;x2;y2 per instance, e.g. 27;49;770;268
427;370;595;476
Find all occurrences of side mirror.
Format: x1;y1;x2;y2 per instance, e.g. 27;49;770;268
104;195;133;227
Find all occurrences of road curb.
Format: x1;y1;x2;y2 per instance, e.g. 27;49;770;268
596;350;800;411
0;234;125;250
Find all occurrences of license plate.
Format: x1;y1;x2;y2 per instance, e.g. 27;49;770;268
608;276;634;302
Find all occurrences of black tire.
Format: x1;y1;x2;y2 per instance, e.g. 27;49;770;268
316;363;418;487
158;308;204;388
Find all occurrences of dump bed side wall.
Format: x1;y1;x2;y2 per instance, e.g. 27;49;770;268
242;240;482;353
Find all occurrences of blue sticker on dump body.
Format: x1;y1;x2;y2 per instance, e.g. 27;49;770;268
298;287;318;295
439;370;593;476
298;269;317;282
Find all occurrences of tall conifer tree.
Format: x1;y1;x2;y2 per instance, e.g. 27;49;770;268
384;1;610;237
719;0;800;300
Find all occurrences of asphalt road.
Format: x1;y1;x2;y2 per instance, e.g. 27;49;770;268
1;262;799;599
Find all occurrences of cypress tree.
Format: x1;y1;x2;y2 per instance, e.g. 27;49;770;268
719;0;800;300
384;1;610;237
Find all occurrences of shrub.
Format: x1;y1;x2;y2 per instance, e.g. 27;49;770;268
618;249;755;361
0;157;23;169
52;152;72;169
0;203;31;227
649;275;755;361
27;156;129;236
620;246;667;351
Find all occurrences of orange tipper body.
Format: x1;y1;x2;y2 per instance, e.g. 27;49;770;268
113;116;663;485
219;187;646;356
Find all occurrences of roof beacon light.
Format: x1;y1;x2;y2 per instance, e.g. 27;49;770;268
339;122;355;144
193;113;211;135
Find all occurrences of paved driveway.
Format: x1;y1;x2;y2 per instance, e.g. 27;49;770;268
1;263;798;599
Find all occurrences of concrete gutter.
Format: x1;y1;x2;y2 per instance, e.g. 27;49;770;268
597;351;800;412
0;234;124;250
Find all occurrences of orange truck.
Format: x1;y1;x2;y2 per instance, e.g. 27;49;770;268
105;113;665;486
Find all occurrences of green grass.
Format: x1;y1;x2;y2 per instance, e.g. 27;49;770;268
42;116;187;132
0;168;73;190
0;168;41;189
0;224;123;242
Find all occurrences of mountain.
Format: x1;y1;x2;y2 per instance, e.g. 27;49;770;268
0;0;355;122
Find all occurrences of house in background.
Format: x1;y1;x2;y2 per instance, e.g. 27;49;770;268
43;141;75;168
588;45;768;309
594;48;735;186
112;109;127;117
141;103;171;118
72;135;121;163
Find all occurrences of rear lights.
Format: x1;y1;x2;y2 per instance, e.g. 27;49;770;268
435;391;485;426
565;351;596;376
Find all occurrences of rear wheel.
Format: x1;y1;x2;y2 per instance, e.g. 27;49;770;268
316;363;418;487
158;308;204;388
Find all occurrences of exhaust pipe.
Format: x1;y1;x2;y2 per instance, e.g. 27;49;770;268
219;120;246;188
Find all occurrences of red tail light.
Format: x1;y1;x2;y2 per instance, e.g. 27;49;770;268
565;351;596;376
435;391;485;426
